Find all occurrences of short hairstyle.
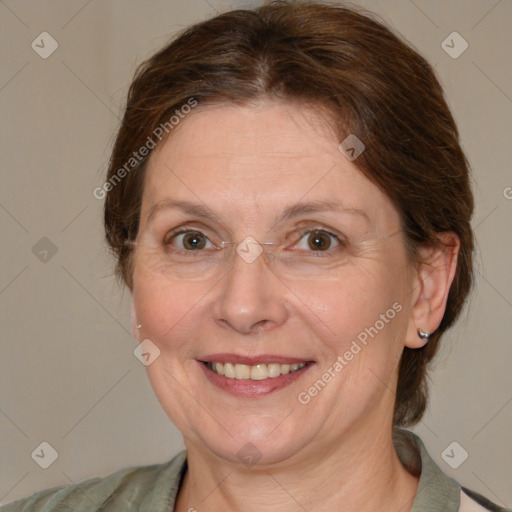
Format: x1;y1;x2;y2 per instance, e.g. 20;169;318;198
104;1;474;426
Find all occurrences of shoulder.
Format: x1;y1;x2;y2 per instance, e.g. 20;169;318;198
393;429;510;512
1;451;187;512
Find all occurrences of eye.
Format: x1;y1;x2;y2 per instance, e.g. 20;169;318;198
167;230;215;251
295;229;340;252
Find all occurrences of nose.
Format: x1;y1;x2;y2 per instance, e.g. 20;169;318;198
213;246;289;335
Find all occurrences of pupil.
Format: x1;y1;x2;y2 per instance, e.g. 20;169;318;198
184;232;205;250
308;231;330;250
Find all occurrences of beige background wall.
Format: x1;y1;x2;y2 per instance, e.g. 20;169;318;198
1;0;511;506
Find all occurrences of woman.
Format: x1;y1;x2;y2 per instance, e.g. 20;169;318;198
4;2;508;511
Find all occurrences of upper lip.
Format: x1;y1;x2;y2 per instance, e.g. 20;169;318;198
199;353;313;365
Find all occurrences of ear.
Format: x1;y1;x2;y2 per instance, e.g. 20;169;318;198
405;232;460;349
130;296;141;341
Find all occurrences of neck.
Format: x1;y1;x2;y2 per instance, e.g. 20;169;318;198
175;424;419;512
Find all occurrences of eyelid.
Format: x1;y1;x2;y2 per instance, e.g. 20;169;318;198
288;223;346;242
289;227;344;250
164;228;220;251
163;222;347;247
163;224;222;246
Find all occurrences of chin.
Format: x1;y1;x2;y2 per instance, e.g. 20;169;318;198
190;418;317;469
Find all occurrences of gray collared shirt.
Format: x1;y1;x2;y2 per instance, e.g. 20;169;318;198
2;430;508;511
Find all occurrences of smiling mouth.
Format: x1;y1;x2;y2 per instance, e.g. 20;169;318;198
205;361;307;380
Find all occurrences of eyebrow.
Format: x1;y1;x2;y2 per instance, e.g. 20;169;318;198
146;199;224;226
274;200;370;225
145;198;370;227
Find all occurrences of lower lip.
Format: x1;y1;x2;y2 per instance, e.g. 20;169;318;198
198;361;314;397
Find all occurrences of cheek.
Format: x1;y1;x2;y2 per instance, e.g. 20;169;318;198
131;240;411;360
296;271;409;414
131;269;209;351
306;266;405;329
297;251;410;362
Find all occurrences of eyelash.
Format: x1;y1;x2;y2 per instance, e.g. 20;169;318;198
163;226;345;253
163;228;218;252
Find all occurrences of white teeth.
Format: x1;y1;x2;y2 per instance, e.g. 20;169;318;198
224;362;235;379
214;362;225;376
234;364;250;380
250;364;268;381
280;364;291;375
208;361;306;380
267;363;281;378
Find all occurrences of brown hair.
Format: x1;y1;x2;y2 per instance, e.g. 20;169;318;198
104;1;474;426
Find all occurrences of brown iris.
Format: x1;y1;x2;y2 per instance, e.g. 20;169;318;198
182;231;207;250
307;230;332;251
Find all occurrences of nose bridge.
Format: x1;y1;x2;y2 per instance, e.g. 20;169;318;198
214;238;288;334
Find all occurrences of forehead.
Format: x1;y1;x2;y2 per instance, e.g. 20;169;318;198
141;102;400;231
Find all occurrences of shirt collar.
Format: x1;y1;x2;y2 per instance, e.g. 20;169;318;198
394;428;461;511
164;430;462;511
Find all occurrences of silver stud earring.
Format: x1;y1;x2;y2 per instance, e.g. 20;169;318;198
136;324;142;329
418;329;431;340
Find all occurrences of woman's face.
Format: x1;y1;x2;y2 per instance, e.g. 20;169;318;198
131;101;418;466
